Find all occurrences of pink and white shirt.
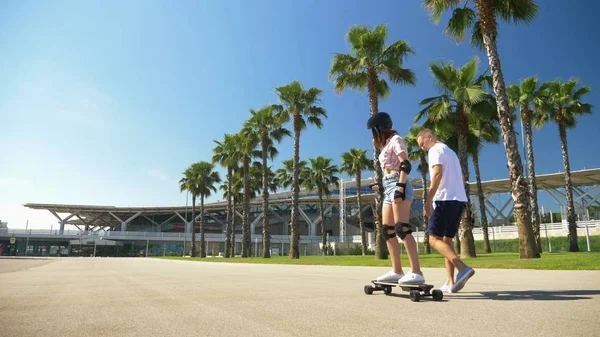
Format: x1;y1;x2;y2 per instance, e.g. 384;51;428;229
378;134;408;172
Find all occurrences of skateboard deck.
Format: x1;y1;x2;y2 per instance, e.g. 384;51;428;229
364;280;443;302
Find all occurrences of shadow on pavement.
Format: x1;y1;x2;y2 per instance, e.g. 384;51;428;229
381;292;449;302
455;290;600;301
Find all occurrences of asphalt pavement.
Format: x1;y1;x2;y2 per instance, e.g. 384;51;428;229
1;257;599;337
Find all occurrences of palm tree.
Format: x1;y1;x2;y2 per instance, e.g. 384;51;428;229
423;0;540;258
303;157;339;255
340;148;372;255
244;105;291;258
428;98;499;255
275;80;327;259
220;170;244;256
507;76;545;253
416;56;491;258
237;127;261;257
179;162;221;257
195;161;221;258
405;126;431;254
468;104;500;254
212;133;242;258
179;164;203;257
275;159;310;189
329;24;416;260
535;78;593;252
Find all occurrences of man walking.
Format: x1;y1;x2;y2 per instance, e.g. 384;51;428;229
417;128;475;293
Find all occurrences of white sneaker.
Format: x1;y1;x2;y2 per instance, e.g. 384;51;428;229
440;283;454;293
398;271;425;285
376;270;404;282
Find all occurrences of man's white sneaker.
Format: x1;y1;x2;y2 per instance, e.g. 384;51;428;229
376;270;404;282
398;271;425;285
440;283;454;293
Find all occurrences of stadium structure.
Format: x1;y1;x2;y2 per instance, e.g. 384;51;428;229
1;168;599;257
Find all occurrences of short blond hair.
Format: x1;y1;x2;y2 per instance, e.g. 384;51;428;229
417;128;435;140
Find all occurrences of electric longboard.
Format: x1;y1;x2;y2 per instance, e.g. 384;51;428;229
364;280;443;302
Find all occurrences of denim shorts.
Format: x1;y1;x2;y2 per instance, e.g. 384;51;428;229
382;173;413;204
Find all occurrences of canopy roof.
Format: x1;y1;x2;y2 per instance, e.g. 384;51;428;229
24;168;600;215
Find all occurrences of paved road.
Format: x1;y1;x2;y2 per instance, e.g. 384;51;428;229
1;257;599;337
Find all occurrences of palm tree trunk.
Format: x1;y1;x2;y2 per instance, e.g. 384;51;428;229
475;0;539;258
224;167;233;258
456;104;476;258
191;195;196;257
356;169;367;256
319;193;327;256
367;67;387;260
289;113;301;259
242;154;251;258
473;147;491;253
261;134;271;258
420;153;431;254
558;118;579;252
200;194;206;258
231;201;237;256
523;109;542;253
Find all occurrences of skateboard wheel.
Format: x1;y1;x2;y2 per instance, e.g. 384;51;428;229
383;286;392;295
409;290;421;302
432;289;443;301
364;285;374;295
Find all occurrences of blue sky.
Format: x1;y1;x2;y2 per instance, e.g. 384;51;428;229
1;0;599;228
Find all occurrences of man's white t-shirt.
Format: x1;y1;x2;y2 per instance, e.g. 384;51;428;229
428;142;467;202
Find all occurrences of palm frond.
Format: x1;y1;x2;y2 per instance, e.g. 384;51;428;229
495;0;540;24
459;56;479;86
423;0;462;25
378;79;391;99
445;7;476;42
470;20;484;50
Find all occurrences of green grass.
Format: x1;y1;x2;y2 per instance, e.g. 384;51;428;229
156;251;600;270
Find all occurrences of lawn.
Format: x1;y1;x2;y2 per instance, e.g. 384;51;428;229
157;251;600;270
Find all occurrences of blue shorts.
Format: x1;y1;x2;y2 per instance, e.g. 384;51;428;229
382;173;413;204
428;201;466;238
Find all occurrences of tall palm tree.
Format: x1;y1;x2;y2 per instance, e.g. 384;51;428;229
195;161;221;258
274;159;310;189
468;104;500;254
507;76;545;253
212;133;242;258
179;162;221;258
340;148;372;255
303;157;339;255
237;127;261;258
274;81;327;259
423;0;540;258
329;24;416;260
405;126;431;254
179;163;203;257
220;169;244;256
535;78;593;252
244;105;291;258
415;56;490;258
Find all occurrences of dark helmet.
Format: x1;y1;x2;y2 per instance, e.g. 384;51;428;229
366;112;393;130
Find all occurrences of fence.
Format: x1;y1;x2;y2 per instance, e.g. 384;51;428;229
2;220;598;256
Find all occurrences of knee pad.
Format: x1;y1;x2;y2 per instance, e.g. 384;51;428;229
382;224;396;240
395;222;413;240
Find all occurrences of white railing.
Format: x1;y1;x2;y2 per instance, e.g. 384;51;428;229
471;220;599;234
1;220;598;243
